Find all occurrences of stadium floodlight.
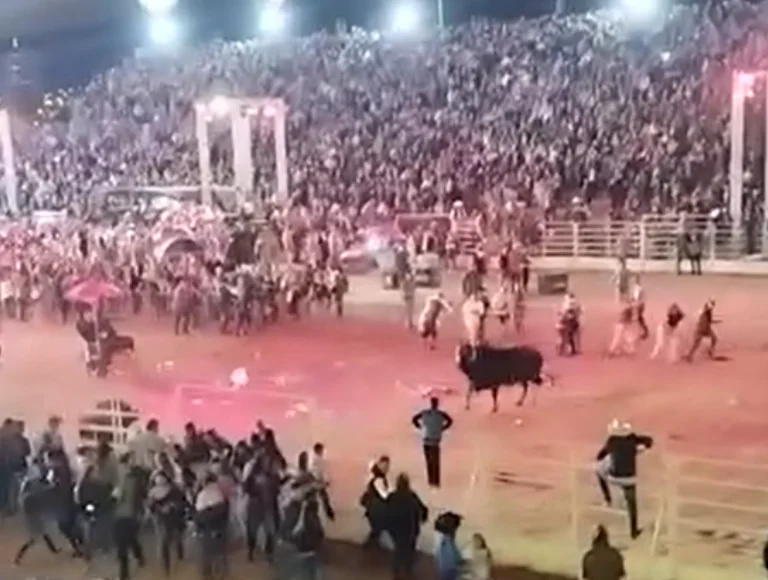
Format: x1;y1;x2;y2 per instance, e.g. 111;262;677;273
148;14;181;47
207;95;231;118
618;0;662;23
259;3;289;36
138;0;178;15
388;2;422;34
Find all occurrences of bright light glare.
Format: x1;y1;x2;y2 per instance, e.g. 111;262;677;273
259;5;288;35
148;15;180;47
737;72;756;99
389;3;421;34
208;95;230;117
139;0;178;15
618;0;661;23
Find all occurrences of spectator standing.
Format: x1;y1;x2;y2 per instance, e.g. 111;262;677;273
76;440;119;558
45;449;85;557
387;472;428;580
128;418;167;480
434;511;463;580
113;453;146;580
13;462;59;565
581;525;625;580
195;472;229;580
275;470;326;580
309;442;335;520
148;470;188;576
464;533;493;580
412;397;453;488
361;455;391;548
0;418;31;515
33;415;64;460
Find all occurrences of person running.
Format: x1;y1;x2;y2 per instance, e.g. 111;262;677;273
650;303;685;361
684;299;719;361
418;292;452;350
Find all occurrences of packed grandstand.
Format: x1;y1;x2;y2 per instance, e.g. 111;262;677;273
0;0;764;226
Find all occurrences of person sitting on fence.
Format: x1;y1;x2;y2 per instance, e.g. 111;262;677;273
595;420;653;540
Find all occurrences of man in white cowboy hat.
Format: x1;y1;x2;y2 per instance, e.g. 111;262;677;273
595;419;653;539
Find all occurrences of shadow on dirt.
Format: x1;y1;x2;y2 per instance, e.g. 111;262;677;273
328;539;574;580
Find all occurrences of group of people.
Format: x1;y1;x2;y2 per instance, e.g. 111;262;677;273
554;258;720;362
0;403;499;580
3;1;767;227
5;415;334;580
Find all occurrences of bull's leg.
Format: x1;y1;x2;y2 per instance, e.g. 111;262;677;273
516;381;529;406
465;383;474;410
491;387;499;413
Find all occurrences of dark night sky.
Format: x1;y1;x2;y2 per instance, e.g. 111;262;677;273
0;0;704;89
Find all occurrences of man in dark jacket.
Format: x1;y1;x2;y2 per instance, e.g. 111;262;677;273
276;473;326;580
388;473;428;580
595;420;653;539
195;473;229;580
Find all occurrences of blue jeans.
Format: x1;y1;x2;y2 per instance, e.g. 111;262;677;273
274;541;321;580
6;472;22;514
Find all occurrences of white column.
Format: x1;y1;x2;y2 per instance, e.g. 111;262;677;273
230;106;252;207
195;105;213;207
764;74;768;227
274;101;289;203
0;110;17;215
729;71;745;224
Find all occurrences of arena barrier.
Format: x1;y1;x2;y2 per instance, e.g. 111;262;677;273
529;216;768;276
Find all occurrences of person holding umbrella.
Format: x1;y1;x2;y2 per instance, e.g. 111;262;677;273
68;276;132;376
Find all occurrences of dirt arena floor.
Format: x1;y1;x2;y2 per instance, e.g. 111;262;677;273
2;269;768;579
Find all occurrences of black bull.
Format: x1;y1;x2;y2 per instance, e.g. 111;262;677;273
456;343;554;411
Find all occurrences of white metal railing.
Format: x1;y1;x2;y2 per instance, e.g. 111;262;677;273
536;215;767;261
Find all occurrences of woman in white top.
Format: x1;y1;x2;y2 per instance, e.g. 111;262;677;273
463;533;493;580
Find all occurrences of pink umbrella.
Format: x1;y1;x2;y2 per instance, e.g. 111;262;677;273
65;276;123;304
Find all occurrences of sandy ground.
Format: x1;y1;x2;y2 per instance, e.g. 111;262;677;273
1;269;768;579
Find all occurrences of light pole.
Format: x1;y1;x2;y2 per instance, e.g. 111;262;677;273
0;109;18;215
729;71;768;227
437;0;444;28
195;96;289;207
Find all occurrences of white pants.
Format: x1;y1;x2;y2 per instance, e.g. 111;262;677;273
650;323;680;362
609;323;635;355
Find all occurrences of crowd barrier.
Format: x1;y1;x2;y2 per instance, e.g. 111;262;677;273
525;216;768;276
70;400;768;580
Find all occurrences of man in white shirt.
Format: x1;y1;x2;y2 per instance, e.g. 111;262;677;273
128;419;167;474
309;443;334;520
33;415;65;460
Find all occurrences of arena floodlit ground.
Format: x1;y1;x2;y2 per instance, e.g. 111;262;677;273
2;269;768;579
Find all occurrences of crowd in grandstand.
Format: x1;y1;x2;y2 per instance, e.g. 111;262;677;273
0;0;766;223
